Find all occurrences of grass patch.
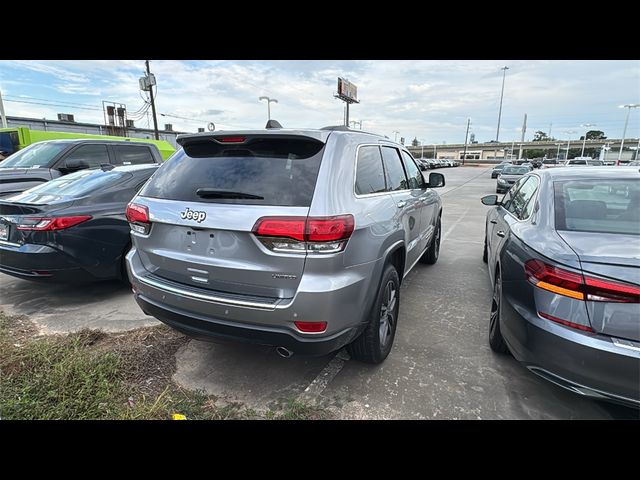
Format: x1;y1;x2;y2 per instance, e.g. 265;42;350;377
0;312;330;420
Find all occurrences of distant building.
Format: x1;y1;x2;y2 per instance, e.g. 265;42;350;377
4;115;186;148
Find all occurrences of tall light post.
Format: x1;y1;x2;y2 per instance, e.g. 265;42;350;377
580;123;596;157
563;129;576;160
618;104;639;161
495;66;509;142
393;131;400;142
462;118;471;165
259;96;278;121
555;143;562;160
433;144;437;158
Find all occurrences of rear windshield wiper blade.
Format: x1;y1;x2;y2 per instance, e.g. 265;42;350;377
195;188;264;200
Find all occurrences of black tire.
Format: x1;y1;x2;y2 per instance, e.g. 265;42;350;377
489;269;509;353
482;237;488;263
348;263;400;364
420;216;441;264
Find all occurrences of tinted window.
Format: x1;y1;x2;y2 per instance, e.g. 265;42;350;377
64;145;110;169
400;151;425;189
0;142;67;169
501;176;528;211
141;138;325;207
0;131;19;156
381;147;408;191
502;166;529;175
114;145;155;165
355;146;386;195
7;169;128;204
506;176;539;219
554;179;639;235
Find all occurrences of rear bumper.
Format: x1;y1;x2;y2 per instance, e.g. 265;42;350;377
127;247;379;355
502;301;640;407
135;294;355;355
0;242;96;282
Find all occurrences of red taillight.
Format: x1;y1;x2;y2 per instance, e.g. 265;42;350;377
17;216;91;231
252;215;354;254
525;259;639;303
584;276;640;303
253;217;306;241
218;136;246;143
307;216;355;242
126;203;149;224
294;321;327;333
538;312;595;333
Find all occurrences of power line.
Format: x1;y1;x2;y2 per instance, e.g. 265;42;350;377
4;98;102;111
3;94;101;109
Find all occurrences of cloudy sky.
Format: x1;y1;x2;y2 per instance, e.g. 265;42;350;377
0;60;638;144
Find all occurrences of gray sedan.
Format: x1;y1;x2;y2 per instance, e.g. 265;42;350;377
481;167;639;407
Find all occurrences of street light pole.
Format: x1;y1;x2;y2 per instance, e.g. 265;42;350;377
0;89;7;129
563;130;576;160
580;123;596;157
495;66;509;142
433;144;437;158
393;131;399;142
555;143;561;159
462;118;471;166
618;104;639;161
259;96;278;121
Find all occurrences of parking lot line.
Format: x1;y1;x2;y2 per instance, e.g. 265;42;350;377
296;349;350;404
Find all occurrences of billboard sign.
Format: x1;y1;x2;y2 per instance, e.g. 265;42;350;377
337;77;358;102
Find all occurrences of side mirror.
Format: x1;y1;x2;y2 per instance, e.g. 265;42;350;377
61;158;88;173
481;194;499;206
428;172;445;188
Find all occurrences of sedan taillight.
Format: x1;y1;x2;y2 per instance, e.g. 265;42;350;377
17;216;92;231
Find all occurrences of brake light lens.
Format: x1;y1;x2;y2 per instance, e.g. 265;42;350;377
17;216;91;231
252;215;354;254
294;321;327;333
525;259;640;303
218;136;246;143
126;203;150;235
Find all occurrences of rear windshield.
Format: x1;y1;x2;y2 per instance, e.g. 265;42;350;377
8;169;128;203
554;179;639;235
140;137;325;206
0;142;67;169
502;166;529;175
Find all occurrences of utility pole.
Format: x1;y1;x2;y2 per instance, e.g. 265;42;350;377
495;66;509;142
518;113;527;159
618;104;639;161
0;89;7;128
145;60;159;140
393;131;400;142
462;118;471;166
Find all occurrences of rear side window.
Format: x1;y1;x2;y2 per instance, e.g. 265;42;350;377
381;147;408;191
554;179;639;235
140;137;325;207
64;145;110;169
400;151;425;189
506;176;539;220
114;145;155;165
355;146;386;195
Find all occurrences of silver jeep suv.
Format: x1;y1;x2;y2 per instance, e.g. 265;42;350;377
126;127;444;363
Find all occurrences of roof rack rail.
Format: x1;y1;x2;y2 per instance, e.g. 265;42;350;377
320;125;351;131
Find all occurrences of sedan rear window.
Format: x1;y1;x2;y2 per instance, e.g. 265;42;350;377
502;166;529;175
554;179;639;235
140;137;325;206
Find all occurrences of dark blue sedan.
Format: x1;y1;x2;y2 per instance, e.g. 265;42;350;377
481;167;639;407
0;164;158;283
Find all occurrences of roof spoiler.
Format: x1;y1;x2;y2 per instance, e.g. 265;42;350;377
265;119;283;129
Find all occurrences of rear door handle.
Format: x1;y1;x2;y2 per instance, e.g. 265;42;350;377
496;230;506;238
490;220;497;224
397;201;406;208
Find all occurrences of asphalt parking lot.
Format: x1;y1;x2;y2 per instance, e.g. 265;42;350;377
0;166;637;419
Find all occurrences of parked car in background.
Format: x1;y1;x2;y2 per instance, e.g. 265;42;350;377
565;158;603;167
491;162;511;178
481;167;639;407
417;158;432;170
0;164;159;283
496;165;530;193
126;128;445;363
628;160;640;166
541;159;561;169
0;139;164;199
530;159;543;169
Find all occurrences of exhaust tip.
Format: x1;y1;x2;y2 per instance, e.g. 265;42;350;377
276;346;294;358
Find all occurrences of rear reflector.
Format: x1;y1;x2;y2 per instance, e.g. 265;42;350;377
525;258;639;303
294;321;327;333
17;216;92;231
538;311;595;333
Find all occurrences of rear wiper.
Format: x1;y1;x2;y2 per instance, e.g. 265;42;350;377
195;188;264;200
